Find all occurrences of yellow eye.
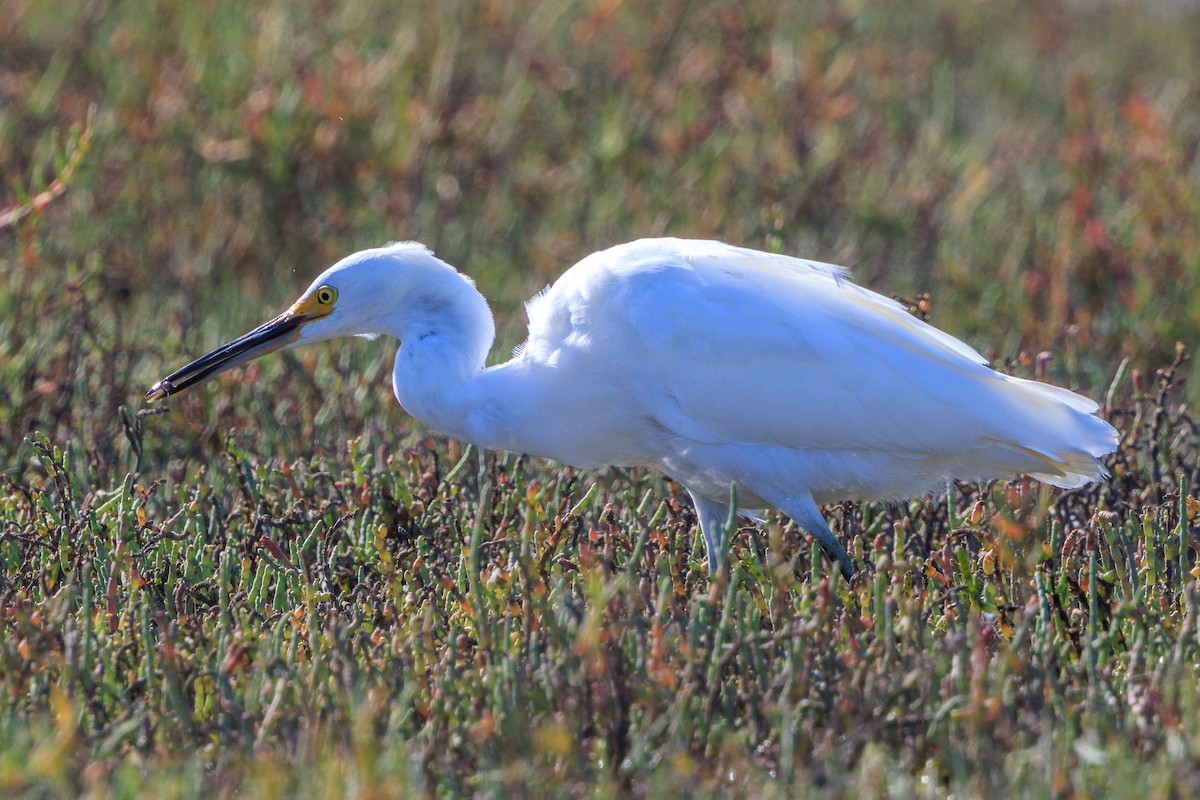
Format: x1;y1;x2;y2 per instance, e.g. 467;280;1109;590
315;285;338;305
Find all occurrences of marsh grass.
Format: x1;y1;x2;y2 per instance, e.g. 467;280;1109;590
4;355;1200;798
4;0;1200;796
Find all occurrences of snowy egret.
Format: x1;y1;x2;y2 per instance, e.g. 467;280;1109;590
147;238;1118;578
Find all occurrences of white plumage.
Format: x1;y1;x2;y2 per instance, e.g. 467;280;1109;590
148;238;1119;578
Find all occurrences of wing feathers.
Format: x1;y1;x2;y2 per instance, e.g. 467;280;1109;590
519;238;1116;496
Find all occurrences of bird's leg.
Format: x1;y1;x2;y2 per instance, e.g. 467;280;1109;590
687;491;733;575
782;494;856;580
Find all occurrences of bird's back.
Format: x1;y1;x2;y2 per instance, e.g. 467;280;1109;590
516;238;1116;501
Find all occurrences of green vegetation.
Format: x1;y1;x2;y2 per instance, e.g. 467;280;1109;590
3;0;1200;796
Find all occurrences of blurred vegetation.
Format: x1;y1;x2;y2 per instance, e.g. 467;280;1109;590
3;0;1200;796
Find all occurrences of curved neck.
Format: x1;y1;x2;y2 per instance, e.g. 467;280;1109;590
389;269;498;442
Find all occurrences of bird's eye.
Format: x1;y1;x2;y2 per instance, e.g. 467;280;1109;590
315;286;338;305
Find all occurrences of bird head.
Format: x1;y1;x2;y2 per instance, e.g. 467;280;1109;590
144;276;342;403
145;242;472;403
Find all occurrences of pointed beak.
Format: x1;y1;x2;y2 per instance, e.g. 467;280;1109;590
146;296;327;402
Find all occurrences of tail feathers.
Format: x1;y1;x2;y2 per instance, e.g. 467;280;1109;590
1027;464;1108;490
1004;442;1112;489
1003;372;1098;411
987;375;1119;489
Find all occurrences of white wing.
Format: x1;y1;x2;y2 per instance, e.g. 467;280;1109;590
524;238;1116;499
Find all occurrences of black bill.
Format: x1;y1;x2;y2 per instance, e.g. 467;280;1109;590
145;311;307;402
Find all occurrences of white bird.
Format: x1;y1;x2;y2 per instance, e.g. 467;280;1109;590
147;238;1119;578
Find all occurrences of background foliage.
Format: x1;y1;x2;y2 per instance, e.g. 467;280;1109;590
2;0;1200;796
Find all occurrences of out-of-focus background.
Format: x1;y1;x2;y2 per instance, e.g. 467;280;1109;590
8;0;1200;357
3;1;1200;796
